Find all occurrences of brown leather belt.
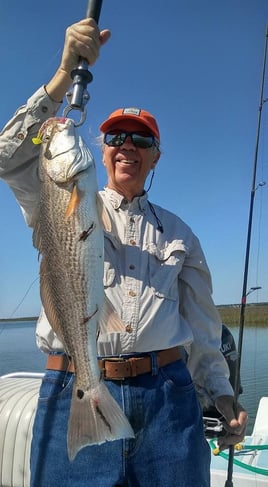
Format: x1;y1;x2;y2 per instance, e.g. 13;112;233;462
46;347;181;380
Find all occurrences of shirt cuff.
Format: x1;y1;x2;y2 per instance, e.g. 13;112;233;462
27;85;62;122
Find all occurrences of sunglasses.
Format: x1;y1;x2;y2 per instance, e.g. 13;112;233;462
104;131;157;149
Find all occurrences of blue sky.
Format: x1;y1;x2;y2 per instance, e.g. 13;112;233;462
0;0;268;318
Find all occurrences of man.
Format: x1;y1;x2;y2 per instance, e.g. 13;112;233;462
0;18;247;487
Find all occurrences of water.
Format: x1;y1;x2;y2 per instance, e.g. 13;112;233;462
0;320;268;433
0;320;46;374
232;326;268;432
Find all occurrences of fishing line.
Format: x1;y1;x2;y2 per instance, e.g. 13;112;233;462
251;183;265;421
254;184;265;289
8;277;39;319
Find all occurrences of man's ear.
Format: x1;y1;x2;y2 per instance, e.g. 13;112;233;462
151;151;160;169
102;150;106;166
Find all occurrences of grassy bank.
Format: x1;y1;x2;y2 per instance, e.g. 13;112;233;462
1;304;268;326
217;304;268;327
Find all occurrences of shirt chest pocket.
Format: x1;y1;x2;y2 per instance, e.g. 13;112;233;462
147;240;186;301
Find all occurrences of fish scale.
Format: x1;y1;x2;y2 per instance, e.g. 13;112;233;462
33;117;134;461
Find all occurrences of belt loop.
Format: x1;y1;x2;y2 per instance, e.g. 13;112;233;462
150;352;158;376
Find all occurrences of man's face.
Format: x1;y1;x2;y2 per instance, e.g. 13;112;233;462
102;120;160;201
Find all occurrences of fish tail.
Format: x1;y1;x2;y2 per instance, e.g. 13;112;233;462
67;381;135;461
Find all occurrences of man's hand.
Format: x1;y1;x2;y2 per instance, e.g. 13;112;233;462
60;18;111;76
45;18;111;102
215;395;248;451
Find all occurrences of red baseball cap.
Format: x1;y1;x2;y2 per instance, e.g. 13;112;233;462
100;107;160;140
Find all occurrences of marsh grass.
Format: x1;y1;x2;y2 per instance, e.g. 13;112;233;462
217;304;268;327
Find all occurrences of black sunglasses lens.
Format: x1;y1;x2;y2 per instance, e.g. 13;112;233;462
131;134;153;148
104;132;154;148
104;133;125;146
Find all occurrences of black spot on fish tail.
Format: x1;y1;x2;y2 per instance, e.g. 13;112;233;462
77;389;84;399
79;223;96;241
95;404;112;432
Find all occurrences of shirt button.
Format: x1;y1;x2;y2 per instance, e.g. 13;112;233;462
129;264;135;270
129;239;136;246
125;325;133;333
129;290;136;297
17;132;25;140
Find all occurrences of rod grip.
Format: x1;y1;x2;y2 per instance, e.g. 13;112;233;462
69;0;103;109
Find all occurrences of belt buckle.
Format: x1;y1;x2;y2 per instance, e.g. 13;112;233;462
100;357;127;381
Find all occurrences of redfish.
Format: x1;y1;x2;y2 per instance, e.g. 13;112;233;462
32;117;134;461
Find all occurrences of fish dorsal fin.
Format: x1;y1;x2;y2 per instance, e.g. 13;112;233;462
98;294;126;334
96;194;112;233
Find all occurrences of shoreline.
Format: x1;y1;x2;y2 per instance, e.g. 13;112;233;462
1;303;268;326
0;317;38;323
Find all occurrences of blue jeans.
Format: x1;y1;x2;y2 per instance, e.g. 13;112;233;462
30;358;210;486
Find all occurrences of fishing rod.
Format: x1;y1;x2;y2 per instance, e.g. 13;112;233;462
63;0;103;125
224;23;268;487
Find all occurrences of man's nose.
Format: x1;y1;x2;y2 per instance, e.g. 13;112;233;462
121;135;136;149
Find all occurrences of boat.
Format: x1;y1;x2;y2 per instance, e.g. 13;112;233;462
0;371;267;487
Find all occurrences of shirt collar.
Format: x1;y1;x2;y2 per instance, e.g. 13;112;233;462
103;187;148;212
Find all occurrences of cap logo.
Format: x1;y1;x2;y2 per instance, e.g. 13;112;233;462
123;108;141;116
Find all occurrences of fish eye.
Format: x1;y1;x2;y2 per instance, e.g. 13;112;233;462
44;148;52;159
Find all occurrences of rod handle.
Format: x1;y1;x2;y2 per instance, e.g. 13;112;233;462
70;0;103;109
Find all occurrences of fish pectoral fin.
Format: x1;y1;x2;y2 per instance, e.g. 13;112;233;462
98;295;126;333
67;380;134;461
96;193;112;233
65;183;81;218
32;218;43;252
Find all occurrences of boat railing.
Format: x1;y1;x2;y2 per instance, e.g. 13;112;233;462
0;372;43;486
0;371;44;379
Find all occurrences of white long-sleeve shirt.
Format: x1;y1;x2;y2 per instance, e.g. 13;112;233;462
0;86;234;402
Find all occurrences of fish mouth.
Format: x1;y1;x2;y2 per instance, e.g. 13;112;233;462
39;117;70;140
